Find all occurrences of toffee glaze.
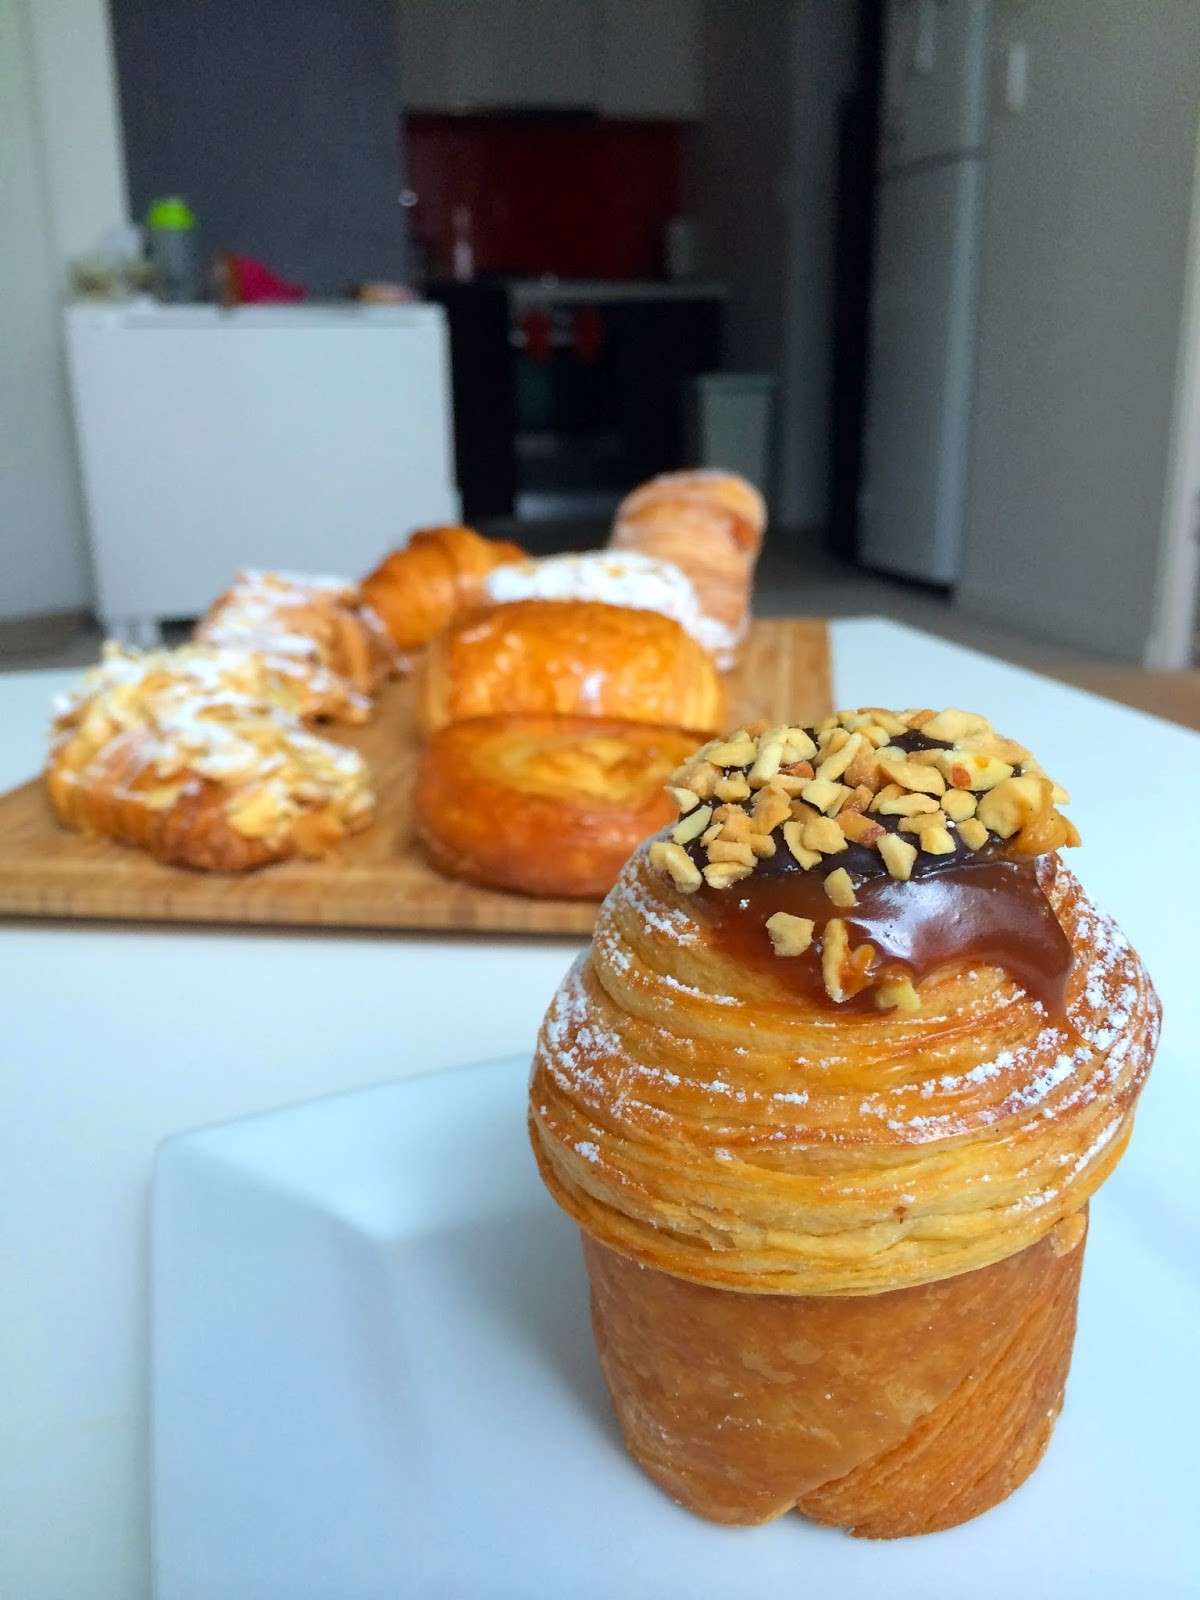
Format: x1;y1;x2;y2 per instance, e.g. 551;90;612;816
698;857;1070;1016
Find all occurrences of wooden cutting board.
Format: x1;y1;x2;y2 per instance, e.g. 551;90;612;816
0;618;831;935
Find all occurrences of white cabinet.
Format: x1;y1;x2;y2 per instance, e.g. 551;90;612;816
399;0;701;117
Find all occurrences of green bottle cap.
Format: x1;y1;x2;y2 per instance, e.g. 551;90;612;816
146;196;196;231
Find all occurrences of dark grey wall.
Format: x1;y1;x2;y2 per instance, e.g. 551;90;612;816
110;0;410;294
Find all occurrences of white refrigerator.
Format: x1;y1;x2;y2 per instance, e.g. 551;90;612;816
859;0;990;585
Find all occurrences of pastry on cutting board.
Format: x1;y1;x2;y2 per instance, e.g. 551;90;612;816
529;706;1159;1536
482;550;732;665
415;714;700;898
415;599;726;738
197;568;397;703
47;645;374;870
361;525;525;658
609;470;766;668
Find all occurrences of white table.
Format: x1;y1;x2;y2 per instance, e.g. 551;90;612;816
3;619;1198;1599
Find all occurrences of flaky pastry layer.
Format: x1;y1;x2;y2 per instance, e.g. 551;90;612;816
529;844;1159;1296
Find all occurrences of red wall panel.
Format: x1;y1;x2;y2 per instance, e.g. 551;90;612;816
406;114;683;280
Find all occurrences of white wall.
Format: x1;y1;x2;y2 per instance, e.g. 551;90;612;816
0;0;127;622
958;0;1200;662
778;0;858;528
683;0;857;527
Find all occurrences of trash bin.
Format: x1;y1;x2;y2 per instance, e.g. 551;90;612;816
689;372;775;490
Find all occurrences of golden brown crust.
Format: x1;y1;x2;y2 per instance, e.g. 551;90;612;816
609;470;766;663
415;715;701;898
529;845;1159;1296
197;570;397;701
415;600;727;737
46;662;374;871
361;525;526;655
583;1218;1084;1535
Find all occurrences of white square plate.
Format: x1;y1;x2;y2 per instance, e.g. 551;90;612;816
153;1051;1199;1600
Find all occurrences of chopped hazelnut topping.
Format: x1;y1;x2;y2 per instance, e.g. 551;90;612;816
658;705;1079;999
707;734;756;768
878;757;946;797
936;750;1014;791
714;773;751;802
898;808;947;835
821;918;851;1001
919;824;956;855
958;817;989;850
878;832;917;881
649;840;701;892
766;911;815;956
751;785;792;835
671;803;713;846
667;785;699;814
876;977;921;1011
800;777;849;815
802;815;847;855
941;788;978;822
824;867;858;907
703;860;753;889
874;788;940;817
782;819;821;869
707;839;756;867
839;809;885;846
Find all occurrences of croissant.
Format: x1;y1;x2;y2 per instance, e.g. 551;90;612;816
609;470;766;667
47;647;375;870
415;714;701;898
415;600;726;738
196;569;397;704
530;707;1159;1537
361;525;526;656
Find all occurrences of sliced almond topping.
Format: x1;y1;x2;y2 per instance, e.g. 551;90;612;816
876;977;921;1011
765;911;814;956
958;817;988;850
699;822;722;846
941;787;978;822
666;785;699;814
716;806;752;842
703;860;754;889
684;761;719;800
878;831;917;881
879;757;946;796
919;824;956;855
801;815;847;855
671;803;713;845
749;832;777;858
648;840;702;892
782;819;821;869
824;867;858;907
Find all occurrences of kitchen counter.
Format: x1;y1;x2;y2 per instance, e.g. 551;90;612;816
507;277;728;308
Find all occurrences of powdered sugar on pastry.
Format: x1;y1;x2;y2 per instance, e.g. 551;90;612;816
483;550;737;663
